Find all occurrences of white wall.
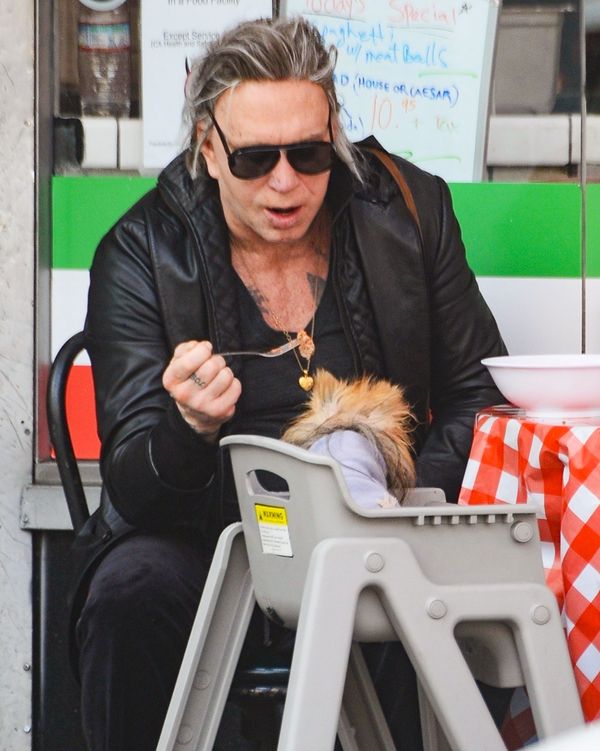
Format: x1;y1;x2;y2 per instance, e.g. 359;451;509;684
0;3;34;748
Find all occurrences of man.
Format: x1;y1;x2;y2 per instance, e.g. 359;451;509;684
73;16;506;750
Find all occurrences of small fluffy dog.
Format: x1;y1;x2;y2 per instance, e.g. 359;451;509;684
282;370;416;509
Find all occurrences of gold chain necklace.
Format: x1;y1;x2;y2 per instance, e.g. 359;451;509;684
265;274;319;391
235;256;321;392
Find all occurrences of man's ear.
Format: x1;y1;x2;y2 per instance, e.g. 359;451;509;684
199;123;220;179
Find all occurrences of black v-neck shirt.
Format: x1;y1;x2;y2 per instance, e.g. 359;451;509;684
229;269;355;439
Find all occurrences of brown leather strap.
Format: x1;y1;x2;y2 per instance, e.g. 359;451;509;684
364;147;423;245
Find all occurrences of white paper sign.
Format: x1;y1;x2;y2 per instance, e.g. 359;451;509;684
141;0;272;171
281;0;499;182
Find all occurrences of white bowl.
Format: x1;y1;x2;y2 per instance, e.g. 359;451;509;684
482;354;600;418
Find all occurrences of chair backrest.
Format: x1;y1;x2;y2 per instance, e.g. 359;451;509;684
221;434;546;643
47;331;91;534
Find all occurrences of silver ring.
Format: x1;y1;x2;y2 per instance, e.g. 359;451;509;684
189;373;207;389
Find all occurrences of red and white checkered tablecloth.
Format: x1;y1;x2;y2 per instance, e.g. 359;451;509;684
459;409;600;725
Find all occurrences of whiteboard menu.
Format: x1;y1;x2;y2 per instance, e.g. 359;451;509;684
282;0;499;181
141;0;272;171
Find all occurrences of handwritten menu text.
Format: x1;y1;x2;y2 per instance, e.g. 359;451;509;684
284;0;497;181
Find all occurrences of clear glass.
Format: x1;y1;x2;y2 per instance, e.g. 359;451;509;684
77;1;131;117
487;0;582;184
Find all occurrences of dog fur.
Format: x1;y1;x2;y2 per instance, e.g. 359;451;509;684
282;369;416;504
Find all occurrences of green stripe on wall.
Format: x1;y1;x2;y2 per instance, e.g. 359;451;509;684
52;176;155;270
450;182;581;278
52;176;583;277
586;183;600;277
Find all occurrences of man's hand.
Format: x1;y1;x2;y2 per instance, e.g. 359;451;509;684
162;340;242;440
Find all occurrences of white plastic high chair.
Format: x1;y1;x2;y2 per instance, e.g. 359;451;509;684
158;434;584;751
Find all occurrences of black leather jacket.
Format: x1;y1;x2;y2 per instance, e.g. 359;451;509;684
76;141;506;594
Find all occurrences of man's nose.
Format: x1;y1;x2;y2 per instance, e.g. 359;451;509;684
268;151;300;191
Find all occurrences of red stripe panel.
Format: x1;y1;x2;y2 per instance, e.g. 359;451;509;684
66;365;100;460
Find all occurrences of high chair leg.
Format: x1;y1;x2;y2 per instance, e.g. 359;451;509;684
158;523;255;751
338;644;397;751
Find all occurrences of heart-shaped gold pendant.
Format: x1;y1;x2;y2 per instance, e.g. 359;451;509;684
299;373;314;391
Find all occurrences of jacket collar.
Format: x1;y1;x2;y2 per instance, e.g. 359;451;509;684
157;154;241;358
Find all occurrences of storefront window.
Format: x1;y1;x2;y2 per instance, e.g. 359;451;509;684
488;0;582;182
44;0;594;470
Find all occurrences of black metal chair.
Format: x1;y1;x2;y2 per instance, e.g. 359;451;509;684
47;330;91;535
47;331;289;750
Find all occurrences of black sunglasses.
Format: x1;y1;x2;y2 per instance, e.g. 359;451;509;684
207;110;335;180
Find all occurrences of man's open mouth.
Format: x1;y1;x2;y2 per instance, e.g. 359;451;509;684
269;206;298;215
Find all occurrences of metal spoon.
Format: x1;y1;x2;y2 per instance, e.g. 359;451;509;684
217;337;300;358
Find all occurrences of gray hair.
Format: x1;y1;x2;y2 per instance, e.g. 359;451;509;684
183;16;365;181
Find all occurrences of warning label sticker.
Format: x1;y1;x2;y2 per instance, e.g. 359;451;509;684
255;504;293;557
